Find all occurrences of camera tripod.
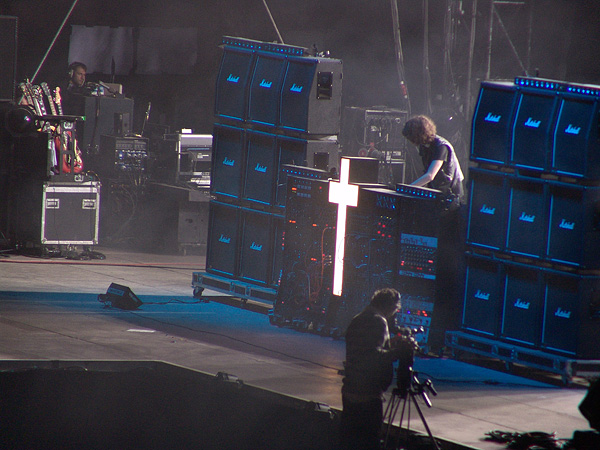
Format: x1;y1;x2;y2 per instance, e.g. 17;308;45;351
382;370;441;450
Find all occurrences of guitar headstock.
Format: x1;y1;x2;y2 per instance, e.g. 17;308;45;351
40;82;52;97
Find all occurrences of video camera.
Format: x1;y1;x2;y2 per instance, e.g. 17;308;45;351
392;326;436;403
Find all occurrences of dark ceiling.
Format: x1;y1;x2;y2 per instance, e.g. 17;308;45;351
3;0;599;135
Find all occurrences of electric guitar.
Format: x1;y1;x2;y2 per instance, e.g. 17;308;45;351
40;82;58;116
54;87;84;174
19;80;59;172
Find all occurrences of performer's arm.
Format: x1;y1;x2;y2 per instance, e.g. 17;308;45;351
411;159;443;187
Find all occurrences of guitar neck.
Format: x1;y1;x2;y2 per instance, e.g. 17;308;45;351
54;87;64;115
40;82;57;116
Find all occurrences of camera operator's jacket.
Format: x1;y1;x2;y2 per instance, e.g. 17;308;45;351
342;305;400;400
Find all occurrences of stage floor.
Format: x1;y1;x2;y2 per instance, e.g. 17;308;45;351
0;246;593;450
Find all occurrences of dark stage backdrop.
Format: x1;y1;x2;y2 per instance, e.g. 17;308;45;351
3;0;600;136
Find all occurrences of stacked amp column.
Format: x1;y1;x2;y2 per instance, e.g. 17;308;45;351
195;36;342;302
446;77;600;381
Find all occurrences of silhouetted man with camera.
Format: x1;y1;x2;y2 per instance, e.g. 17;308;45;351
340;288;413;450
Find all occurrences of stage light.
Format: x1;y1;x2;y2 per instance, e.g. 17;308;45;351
328;157;359;296
4;105;38;136
98;283;143;310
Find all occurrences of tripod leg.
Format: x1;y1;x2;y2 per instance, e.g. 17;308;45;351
382;392;417;450
410;395;441;450
382;394;402;447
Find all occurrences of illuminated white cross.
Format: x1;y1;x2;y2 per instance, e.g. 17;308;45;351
328;157;359;296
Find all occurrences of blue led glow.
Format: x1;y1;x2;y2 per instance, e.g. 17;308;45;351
223;36;306;56
515;76;600;97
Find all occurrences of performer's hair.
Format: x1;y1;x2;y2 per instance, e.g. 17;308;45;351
402;115;437;146
370;288;401;309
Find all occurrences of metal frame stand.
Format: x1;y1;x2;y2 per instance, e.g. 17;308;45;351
382;372;441;450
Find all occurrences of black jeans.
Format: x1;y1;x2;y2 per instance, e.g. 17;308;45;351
339;395;383;450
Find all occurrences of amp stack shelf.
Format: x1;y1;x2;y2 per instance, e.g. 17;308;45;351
446;77;600;383
192;36;342;304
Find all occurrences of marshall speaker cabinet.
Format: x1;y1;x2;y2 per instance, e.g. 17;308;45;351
510;87;559;171
551;90;600;179
466;168;509;251
279;56;343;135
471;81;517;165
214;46;255;122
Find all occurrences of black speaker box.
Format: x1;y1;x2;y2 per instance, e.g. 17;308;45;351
501;264;542;346
241;132;339;209
510;88;559;171
210;124;246;200
214;46;255;122
279;56;342;135
551;92;600;179
506;176;547;258
471;81;518;165
242;130;278;206
247;52;287;127
277;136;339;202
99;283;142;310
238;208;283;286
0;16;17;102
462;255;504;337
542;271;600;359
466;168;509;251
546;183;600;269
344;157;379;183
79;97;134;153
206;201;240;278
